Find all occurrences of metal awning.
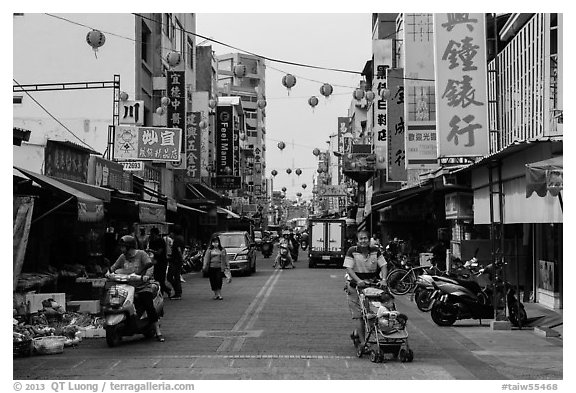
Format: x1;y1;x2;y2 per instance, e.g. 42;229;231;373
217;207;240;218
14;167;104;222
177;203;207;214
372;183;433;212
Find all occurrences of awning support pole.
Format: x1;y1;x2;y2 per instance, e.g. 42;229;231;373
31;197;75;225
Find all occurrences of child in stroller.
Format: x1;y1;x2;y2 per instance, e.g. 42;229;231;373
356;285;414;363
272;243;295;269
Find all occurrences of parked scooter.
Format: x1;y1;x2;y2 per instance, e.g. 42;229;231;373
261;239;274;258
429;259;527;327
102;271;164;347
182;247;203;272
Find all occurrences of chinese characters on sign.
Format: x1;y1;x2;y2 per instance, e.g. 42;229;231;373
119;100;144;125
386;68;407;182
337;117;351;183
434;13;489;157
372;39;393;170
167;71;186;154
44;141;90;182
113;126;182;162
186;112;202;181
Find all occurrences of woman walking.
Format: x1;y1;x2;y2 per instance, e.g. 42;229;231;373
202;236;232;300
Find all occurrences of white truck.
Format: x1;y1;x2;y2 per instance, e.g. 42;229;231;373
308;218;347;268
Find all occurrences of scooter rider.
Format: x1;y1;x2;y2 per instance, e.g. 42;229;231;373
108;235;165;342
344;230;388;352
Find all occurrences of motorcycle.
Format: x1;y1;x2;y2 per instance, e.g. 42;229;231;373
102;271;164;347
261;239;274;258
300;233;309;251
182;248;203;272
429;261;527;327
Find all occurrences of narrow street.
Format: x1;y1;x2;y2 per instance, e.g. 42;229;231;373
13;249;562;380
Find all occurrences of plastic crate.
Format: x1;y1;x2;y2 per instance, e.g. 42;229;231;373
13;339;32;357
33;336;66;355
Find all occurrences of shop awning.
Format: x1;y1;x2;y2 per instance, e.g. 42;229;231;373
526;156;563;198
372;183;432;212
138;201;166;224
14;167;104;222
177;203;207;214
56;178;112;203
187;183;232;206
217;206;241;218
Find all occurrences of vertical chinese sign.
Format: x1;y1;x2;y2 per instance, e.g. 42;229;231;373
386;68;407;182
191;91;210;178
372;39;393;170
216;105;233;176
186;112;202;181
434;13;489;158
167;71;186;165
403;13;438;179
337;116;351;184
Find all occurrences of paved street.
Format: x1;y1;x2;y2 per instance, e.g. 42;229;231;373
14;249;563;380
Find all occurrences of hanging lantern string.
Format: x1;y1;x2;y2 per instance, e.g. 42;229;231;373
46;13;436;83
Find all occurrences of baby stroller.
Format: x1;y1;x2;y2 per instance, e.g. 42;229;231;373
355;284;414;363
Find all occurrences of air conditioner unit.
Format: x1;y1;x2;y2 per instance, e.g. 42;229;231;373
443;175;457;186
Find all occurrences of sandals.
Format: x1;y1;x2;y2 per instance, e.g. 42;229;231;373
155;334;165;342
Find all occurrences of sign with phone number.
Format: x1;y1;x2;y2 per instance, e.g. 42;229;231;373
118;161;144;171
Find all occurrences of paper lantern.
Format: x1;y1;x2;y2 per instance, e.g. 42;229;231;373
353;88;365;101
199;120;208;129
282;74;297;95
233;64;247;78
380;88;391;100
86;29;106;57
155;107;165;115
320;83;333;98
308;96;319;109
365;90;376;102
277;141;286;151
166;51;181;68
282;187;287;192
296;192;302;197
161;96;171;106
317;168;323;174
312;148;320;156
257;99;267;109
295;169;302;176
286;169;292;175
119;91;129;101
271;170;278;177
208;98;218;110
302;184;307;189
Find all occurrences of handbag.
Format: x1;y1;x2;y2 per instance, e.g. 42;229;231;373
221;250;232;281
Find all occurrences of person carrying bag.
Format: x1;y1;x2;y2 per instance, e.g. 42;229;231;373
202;236;232;300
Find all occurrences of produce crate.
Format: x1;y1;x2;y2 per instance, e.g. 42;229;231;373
32;336;66;355
13;339;32;357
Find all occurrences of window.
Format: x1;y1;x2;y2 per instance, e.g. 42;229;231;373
13;96;23;104
141;21;151;63
187;37;194;70
175;18;184;60
218;59;233;72
218;77;233;89
163;13;173;40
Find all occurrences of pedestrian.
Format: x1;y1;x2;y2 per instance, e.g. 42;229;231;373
148;227;171;298
166;225;185;300
344;230;388;353
202;236;232;300
136;227;149;251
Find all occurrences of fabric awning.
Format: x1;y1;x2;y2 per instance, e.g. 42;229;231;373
138;201;166;223
56;178;112;203
177;203;207;214
526;156;563;198
217;206;240;218
187;183;232;206
373;192;424;212
15;167;104;222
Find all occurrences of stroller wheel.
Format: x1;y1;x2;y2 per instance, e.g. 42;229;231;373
407;349;414;362
356;345;364;358
369;349;380;363
398;348;408;362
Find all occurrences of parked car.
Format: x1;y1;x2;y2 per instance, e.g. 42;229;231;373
208;231;257;275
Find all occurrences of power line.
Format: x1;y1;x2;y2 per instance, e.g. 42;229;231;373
13;78;99;152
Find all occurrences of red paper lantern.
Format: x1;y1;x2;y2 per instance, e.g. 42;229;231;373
282;187;287;192
86;29;106;57
282;74;297;95
353;88;365;101
161;96;170;106
166;51;181;68
286;169;292;175
199;120;208;129
119;91;129;101
277;141;286;151
302;184;307;189
257;99;267;109
320;83;333;98
295;169;302;176
296;192;302;197
271;170;278;177
312;148;320;156
233;64;247;78
365;90;376;102
208;98;218;110
308;96;319;109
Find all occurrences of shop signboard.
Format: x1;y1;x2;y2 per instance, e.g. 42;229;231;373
211;175;241;189
185;111;202;181
119;100;144;125
434;13;489;158
166;71;186;155
444;192;473;220
216;105;234;176
372;39;393;169
118;161;144;172
114;126;182;162
192;91;210;177
386;68;407;182
44;140;90;183
88;156;127;191
317;185;347;197
403;13;438;170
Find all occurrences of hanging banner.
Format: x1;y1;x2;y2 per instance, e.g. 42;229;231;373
372;39;393;169
114;126;182;162
44;140;90;183
192;91;210;177
216;105;234;176
13;197;34;291
185;112;202;181
167;71;186;154
403;13;438;170
233;117;240;177
434;13;489;157
386;68;407;182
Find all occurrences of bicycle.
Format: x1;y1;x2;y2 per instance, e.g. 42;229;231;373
387;264;445;296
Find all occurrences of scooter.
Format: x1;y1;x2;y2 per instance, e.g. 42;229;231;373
102;271;164;347
182;249;203;272
261;239;273;258
429;261;527;327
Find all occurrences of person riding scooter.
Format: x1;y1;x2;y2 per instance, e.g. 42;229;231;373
272;242;295;269
107;235;165;342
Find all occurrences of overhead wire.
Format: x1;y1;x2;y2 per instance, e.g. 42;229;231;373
13;78;99;152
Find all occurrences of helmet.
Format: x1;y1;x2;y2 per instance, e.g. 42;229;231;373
119;235;137;249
